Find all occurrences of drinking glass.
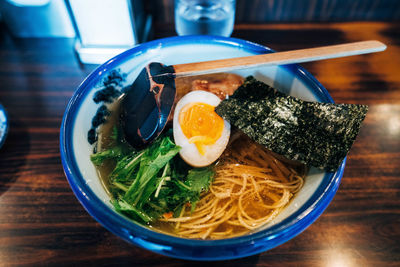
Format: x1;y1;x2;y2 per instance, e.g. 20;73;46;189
174;0;236;37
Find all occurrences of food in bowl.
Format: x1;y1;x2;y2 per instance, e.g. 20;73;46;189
60;36;370;260
88;70;366;239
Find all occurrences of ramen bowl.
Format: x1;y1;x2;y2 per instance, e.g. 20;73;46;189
60;36;344;261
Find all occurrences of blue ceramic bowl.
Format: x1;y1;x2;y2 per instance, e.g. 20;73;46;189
60;36;344;261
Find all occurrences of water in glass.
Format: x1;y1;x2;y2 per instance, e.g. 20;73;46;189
175;0;235;37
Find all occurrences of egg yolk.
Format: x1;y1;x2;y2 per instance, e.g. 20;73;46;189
179;102;224;155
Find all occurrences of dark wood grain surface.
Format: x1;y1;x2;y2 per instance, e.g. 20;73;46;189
149;0;400;23
0;22;399;266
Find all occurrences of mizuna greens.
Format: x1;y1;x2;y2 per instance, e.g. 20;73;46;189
91;129;214;223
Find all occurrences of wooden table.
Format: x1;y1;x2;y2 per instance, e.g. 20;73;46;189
0;22;399;266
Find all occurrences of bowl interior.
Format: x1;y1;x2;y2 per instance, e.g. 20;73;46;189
63;36;336;243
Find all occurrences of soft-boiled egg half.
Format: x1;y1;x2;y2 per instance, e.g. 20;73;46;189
173;90;230;167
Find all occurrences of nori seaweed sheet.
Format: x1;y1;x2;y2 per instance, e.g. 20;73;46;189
215;76;368;171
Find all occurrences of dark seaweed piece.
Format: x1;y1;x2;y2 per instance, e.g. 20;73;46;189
94;69;125;103
88;69;126;145
103;69;126;87
215;76;368;172
91;105;111;128
93;86;122;103
88;128;97;145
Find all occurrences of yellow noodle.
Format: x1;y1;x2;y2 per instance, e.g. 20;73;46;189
162;198;219;222
180;205;237;230
201;226;215;239
175;205;186;229
164;134;306;239
209;227;233;237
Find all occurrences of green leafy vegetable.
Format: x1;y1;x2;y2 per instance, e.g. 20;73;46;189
113;199;152;223
90;146;124;166
110;152;143;182
91;129;215;224
182;167;214;212
185;167;214;193
110;126;120;142
123;135;181;205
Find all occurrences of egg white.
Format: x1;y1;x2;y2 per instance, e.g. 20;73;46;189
173;90;231;167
